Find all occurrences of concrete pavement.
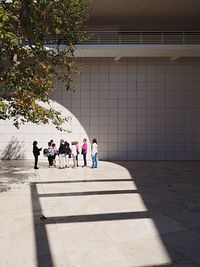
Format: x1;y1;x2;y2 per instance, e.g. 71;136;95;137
0;160;200;267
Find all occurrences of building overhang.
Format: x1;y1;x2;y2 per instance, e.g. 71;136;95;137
43;31;200;58
73;44;200;58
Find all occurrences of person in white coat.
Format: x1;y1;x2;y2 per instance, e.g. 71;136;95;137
91;138;98;168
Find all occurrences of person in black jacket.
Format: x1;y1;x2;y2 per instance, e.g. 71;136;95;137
33;141;42;169
64;141;71;168
58;139;67;169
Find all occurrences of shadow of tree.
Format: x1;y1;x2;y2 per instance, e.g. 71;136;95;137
0;160;34;193
1;137;25;160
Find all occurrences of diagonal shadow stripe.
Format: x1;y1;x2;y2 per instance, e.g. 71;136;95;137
38;189;139;198
44;211;150;224
32;179;133;184
31;183;54;267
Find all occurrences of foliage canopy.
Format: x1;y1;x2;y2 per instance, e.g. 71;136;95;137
0;0;89;130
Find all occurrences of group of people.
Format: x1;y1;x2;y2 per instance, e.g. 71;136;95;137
33;138;98;170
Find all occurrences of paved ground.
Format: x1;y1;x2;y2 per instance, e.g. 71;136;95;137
0;160;200;267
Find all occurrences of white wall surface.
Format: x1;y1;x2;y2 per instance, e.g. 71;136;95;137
1;57;200;160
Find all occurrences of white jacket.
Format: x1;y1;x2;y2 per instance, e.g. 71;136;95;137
91;143;98;156
71;144;77;156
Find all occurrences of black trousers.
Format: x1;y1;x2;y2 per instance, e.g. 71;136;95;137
83;153;87;166
76;155;79;166
48;156;53;166
34;154;38;168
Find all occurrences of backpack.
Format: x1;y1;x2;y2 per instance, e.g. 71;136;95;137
43;148;48;157
47;147;54;156
43;147;53;157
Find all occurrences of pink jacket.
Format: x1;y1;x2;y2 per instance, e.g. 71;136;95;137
82;143;88;153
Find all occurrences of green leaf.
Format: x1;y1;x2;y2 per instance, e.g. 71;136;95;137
0;0;90;131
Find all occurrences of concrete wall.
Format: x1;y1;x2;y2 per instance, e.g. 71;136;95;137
1;57;200;160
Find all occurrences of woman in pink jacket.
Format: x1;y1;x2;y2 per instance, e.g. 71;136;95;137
81;138;88;167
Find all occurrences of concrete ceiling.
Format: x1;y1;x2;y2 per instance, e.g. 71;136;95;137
86;0;200;31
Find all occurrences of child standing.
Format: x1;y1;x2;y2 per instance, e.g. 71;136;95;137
47;141;54;167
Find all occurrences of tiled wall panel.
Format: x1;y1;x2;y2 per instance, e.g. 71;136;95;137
0;57;200;160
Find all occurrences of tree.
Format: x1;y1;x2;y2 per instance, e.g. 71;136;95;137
0;0;89;130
